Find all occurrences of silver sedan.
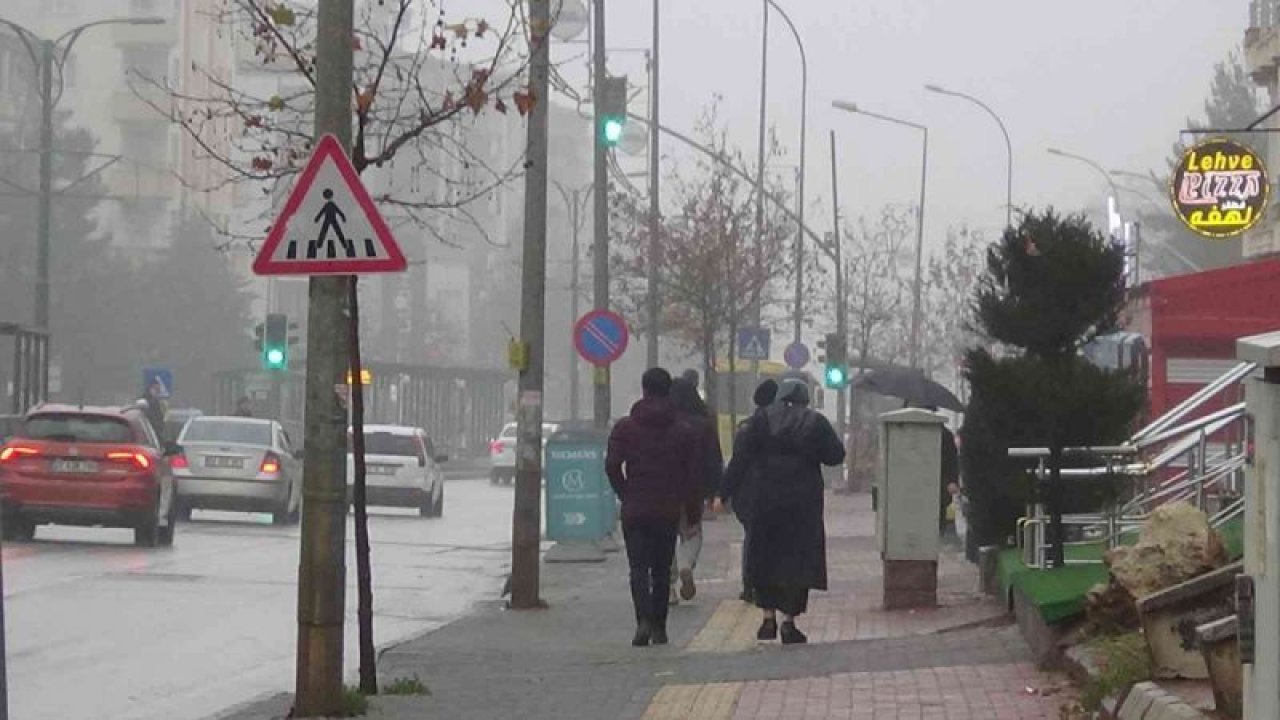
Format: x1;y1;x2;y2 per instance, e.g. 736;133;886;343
172;416;302;525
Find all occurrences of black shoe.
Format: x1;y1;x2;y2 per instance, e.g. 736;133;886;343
780;621;807;645
650;625;669;645
756;617;778;641
632;623;651;647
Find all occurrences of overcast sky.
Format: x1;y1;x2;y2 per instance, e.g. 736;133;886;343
561;0;1252;247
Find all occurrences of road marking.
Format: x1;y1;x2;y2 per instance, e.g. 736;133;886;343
641;683;741;720
685;600;758;653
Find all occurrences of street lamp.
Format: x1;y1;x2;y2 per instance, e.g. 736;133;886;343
831;100;929;370
765;0;808;346
924;83;1013;229
0;15;166;337
1047;147;1122;232
1111;168;1166;195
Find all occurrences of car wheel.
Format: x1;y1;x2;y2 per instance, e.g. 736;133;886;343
432;483;445;517
134;499;161;547
3;516;35;542
489;469;501;485
176;499;193;522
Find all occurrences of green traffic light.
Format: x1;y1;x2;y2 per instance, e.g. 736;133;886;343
602;117;624;145
265;347;286;369
824;365;847;389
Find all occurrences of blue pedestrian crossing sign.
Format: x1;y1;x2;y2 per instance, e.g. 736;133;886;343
142;368;173;398
737;327;771;361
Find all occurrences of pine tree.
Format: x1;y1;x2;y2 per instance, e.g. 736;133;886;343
961;209;1145;566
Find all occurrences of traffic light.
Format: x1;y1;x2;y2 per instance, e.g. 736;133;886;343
819;332;848;389
597;76;627;147
264;313;288;370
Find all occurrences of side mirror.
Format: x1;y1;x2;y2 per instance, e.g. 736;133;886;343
164;442;182;457
434;454;448;464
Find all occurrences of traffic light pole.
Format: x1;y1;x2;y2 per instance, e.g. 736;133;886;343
830;131;846;442
294;1;352;714
592;0;611;430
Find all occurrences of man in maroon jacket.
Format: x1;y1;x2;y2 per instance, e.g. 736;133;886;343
606;367;700;647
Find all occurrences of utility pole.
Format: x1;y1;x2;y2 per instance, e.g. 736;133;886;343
592;0;611;429
510;0;551;610
752;0;769;333
35;40;52;333
645;0;660;368
570;190;582;421
908;128;928;370
829;131;846;441
294;1;352;715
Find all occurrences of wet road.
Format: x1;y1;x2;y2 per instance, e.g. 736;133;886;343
3;472;514;720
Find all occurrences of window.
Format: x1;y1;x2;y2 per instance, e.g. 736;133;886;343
23;414;134;443
500;423;517;439
421;435;436;460
182;419;272;446
361;432;421;458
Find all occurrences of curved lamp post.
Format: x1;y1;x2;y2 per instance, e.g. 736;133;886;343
765;0;808;345
925;84;1012;229
831;100;928;370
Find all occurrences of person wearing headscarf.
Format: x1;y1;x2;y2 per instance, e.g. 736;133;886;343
667;377;722;604
742;378;844;644
720;379;778;602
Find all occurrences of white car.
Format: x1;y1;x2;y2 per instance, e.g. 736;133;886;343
488;421;558;485
347;424;446;517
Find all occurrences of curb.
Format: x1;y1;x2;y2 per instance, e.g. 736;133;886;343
1116;681;1209;720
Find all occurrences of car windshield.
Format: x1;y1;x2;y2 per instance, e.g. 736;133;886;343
500;424;517;439
183;419;272;446
362;432;420;457
23;414;134;443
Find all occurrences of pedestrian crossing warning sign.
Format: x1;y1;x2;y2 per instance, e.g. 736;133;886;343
253;134;407;276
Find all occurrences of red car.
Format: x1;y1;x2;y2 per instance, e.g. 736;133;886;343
0;404;179;547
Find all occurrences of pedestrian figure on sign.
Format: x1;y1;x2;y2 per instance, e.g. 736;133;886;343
606;368;701;648
721;379;779;604
738;378;844;644
309;188;355;259
667;375;723;606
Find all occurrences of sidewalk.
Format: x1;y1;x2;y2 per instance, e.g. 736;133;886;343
217;493;1076;719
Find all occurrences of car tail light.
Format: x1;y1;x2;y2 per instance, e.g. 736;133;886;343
489;440;504;455
170;454;189;470
260;453;281;475
107;451;151;470
0;446;39;463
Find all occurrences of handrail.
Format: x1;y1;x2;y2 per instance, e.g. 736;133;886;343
1133;402;1246;451
1130;362;1255;443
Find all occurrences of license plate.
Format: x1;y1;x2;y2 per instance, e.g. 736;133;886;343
51;459;99;473
368;464;398;475
204;455;244;469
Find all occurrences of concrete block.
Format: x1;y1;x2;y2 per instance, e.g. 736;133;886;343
1118;681;1159;720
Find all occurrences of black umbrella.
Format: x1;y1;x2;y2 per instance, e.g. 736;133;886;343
852;366;964;412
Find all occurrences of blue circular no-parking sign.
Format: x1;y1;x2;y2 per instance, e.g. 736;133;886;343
574;310;630;367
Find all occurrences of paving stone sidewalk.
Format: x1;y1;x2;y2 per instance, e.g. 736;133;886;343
215;493;1076;720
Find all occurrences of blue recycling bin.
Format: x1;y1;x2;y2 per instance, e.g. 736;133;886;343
544;426;615;542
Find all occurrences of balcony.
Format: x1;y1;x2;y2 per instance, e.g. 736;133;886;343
106;162;174;203
111;18;178;49
111;90;170;126
1246;0;1280;84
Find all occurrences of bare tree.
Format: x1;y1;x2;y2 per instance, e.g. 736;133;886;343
919;226;987;393
134;0;535;247
611;112;797;420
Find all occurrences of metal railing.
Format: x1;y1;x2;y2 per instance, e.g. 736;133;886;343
1012;362;1254;569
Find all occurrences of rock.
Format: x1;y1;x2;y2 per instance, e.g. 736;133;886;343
1085;580;1140;634
1105;502;1228;600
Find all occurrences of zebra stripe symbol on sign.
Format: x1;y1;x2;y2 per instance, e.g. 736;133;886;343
574;310;630;367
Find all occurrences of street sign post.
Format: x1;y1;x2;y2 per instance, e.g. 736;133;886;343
253;134;407;276
142;368;173;398
784;341;810;369
737;327;771;361
573;309;630;367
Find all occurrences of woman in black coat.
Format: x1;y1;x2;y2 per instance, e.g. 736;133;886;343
740;378;844;644
721;379;778;602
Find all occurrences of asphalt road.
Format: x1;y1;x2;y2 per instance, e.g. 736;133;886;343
3;471;513;720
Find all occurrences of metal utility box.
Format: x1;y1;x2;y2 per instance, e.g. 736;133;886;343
877;408;945;610
877;408;945;559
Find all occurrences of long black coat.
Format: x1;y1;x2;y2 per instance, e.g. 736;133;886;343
742;394;845;592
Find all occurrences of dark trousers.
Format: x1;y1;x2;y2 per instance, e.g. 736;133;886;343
622;517;678;630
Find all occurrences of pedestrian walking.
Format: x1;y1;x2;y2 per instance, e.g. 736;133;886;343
139;382;168;442
668;376;723;604
605;368;701;647
740;378;844;644
721;379;779;604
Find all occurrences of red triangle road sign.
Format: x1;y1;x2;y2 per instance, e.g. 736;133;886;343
253;134;407;276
